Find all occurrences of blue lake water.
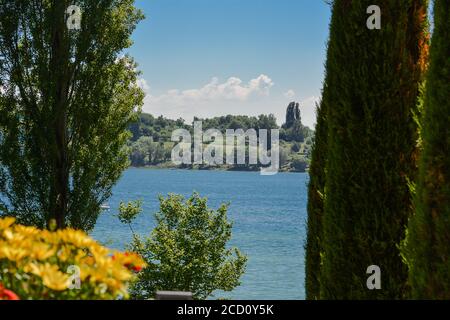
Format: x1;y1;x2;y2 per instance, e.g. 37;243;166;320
91;168;308;300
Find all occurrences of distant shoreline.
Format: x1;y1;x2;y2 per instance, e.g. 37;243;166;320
129;164;308;174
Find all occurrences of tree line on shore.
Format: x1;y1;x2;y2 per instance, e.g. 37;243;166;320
127;107;314;172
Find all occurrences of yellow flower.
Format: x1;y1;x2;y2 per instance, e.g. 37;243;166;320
26;263;70;291
56;246;74;262
58;229;95;248
0;246;28;262
89;246;112;271
0;241;7;259
14;224;40;237
23;262;41;275
90;244;110;259
86;267;108;284
103;277;127;294
0;217;16;230
111;266;133;282
82;256;95;266
112;251;146;268
2;229;28;246
2;228;15;240
39;230;61;244
78;264;93;282
1;219;139;299
41;268;70;291
30;242;56;261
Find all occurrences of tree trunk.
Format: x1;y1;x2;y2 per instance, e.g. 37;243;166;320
50;0;70;229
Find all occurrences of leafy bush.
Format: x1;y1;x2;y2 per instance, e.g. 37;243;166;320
0;217;146;300
120;193;247;300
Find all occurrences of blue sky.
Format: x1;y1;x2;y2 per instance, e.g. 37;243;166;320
130;0;332;128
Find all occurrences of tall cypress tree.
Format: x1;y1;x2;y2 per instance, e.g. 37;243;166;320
305;88;329;300
402;0;450;299
320;0;429;299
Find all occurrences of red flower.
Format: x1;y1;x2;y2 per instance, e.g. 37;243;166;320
124;263;143;272
112;253;144;272
0;284;20;300
132;265;143;272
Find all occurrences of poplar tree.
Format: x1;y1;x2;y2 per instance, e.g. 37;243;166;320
402;0;450;299
0;0;144;230
320;0;429;299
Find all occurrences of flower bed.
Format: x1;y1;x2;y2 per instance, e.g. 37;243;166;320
0;217;146;300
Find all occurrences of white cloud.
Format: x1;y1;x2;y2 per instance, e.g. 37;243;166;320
136;78;150;93
299;96;321;129
284;89;296;99
140;75;274;121
137;75;320;129
150;74;273;105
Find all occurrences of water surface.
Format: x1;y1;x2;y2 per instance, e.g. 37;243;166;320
92;168;308;299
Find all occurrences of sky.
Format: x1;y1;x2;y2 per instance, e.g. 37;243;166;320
129;0;332;128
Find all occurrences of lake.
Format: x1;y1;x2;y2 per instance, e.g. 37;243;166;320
91;168;308;300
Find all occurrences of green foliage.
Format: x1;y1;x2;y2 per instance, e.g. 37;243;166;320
199;114;279;134
280;102;313;142
0;0;144;230
402;0;450;299
129;114;189;142
128;112;314;172
280;121;311;143
118;200;143;226
305;99;328;300
284;102;301;128
291;158;308;172
291;142;301;153
320;0;429;299
129;113;280;144
129;136;171;166
122;193;247;300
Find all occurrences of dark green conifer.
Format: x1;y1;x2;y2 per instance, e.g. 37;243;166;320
320;0;429;299
305;92;328;300
402;0;450;299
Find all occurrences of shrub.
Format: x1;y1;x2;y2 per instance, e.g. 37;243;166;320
120;193;247;300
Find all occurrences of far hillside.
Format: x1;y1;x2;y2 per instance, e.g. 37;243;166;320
127;102;314;172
